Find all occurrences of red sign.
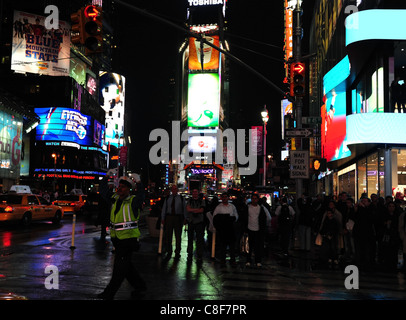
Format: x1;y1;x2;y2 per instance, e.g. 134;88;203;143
119;146;128;166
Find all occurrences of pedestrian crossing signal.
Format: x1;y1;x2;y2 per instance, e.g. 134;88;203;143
83;5;103;55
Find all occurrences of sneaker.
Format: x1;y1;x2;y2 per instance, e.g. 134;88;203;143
256;263;262;268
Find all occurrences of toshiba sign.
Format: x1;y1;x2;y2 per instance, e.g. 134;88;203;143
188;0;223;6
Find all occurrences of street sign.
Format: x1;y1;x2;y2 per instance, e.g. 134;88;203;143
289;150;309;179
285;128;313;138
302;117;321;125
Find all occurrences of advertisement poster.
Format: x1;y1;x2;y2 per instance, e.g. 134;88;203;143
35;107;93;146
99;72;125;148
188;135;217;153
321;92;351;162
0;110;23;179
251;126;263;156
187;73;220;128
11;10;70;76
189;35;220;71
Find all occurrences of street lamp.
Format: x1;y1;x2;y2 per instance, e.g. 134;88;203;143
261;105;269;187
51;153;57;192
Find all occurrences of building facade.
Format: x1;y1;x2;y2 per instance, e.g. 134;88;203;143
0;0;123;194
307;0;406;203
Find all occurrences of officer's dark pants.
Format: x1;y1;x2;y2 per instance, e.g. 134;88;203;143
104;238;146;297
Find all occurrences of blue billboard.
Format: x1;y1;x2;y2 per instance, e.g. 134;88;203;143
35;107;105;147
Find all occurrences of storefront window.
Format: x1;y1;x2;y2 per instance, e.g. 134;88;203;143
393;149;406;201
378;150;385;198
367;153;378;197
358;158;367;197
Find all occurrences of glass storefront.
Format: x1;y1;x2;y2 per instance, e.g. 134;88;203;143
392;149;406;200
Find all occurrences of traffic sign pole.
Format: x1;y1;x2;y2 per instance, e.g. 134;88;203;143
293;1;303;202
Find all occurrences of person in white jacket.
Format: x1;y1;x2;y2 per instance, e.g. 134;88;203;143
212;192;239;266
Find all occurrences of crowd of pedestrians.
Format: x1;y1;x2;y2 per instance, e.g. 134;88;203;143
154;187;406;273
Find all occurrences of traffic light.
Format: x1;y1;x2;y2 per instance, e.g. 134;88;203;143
83;5;103;55
290;62;306;97
70;9;85;45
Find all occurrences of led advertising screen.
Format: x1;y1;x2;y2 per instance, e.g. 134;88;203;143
93;119;105;148
189;34;220;71
322;55;351;162
70;57;86;86
86;73;97;96
35;107;95;146
346;113;406;145
0;110;23;179
99;72;125;147
187;73;220;128
11;10;70;76
188;135;217;153
321;92;351;162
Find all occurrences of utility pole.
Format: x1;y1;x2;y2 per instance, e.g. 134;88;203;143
293;1;303;201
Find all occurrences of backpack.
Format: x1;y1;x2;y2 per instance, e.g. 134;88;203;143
278;205;292;226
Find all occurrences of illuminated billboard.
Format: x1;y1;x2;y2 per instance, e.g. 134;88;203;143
187;73;220;128
99;72;125;147
11;10;70;76
188;135;217;153
0;110;23;178
321;92;351;162
189;34;220;71
35;107;105;147
321;56;351;162
346;113;406;145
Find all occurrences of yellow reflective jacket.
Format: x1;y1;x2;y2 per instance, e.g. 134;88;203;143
109;194;140;239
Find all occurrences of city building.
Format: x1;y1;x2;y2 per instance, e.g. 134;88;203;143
0;0;122;194
307;0;406;201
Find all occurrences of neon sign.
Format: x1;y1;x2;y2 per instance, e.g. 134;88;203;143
191;168;214;175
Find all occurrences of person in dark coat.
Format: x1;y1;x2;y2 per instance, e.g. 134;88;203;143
380;202;401;272
352;197;376;271
297;193;314;251
240;194;271;267
319;209;340;269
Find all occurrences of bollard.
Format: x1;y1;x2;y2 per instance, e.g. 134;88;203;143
211;231;216;259
70;213;76;250
158;223;164;255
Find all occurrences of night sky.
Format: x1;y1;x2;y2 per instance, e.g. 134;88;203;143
111;0;315;182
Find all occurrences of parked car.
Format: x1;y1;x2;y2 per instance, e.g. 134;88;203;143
52;194;87;215
0;193;64;226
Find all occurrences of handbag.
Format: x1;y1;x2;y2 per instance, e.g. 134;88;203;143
315;233;323;246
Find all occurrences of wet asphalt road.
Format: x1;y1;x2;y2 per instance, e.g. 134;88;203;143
1;210;406;306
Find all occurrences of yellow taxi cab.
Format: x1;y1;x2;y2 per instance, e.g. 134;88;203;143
52;194;87;215
0;193;64;226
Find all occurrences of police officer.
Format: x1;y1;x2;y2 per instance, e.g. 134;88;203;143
97;175;146;300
